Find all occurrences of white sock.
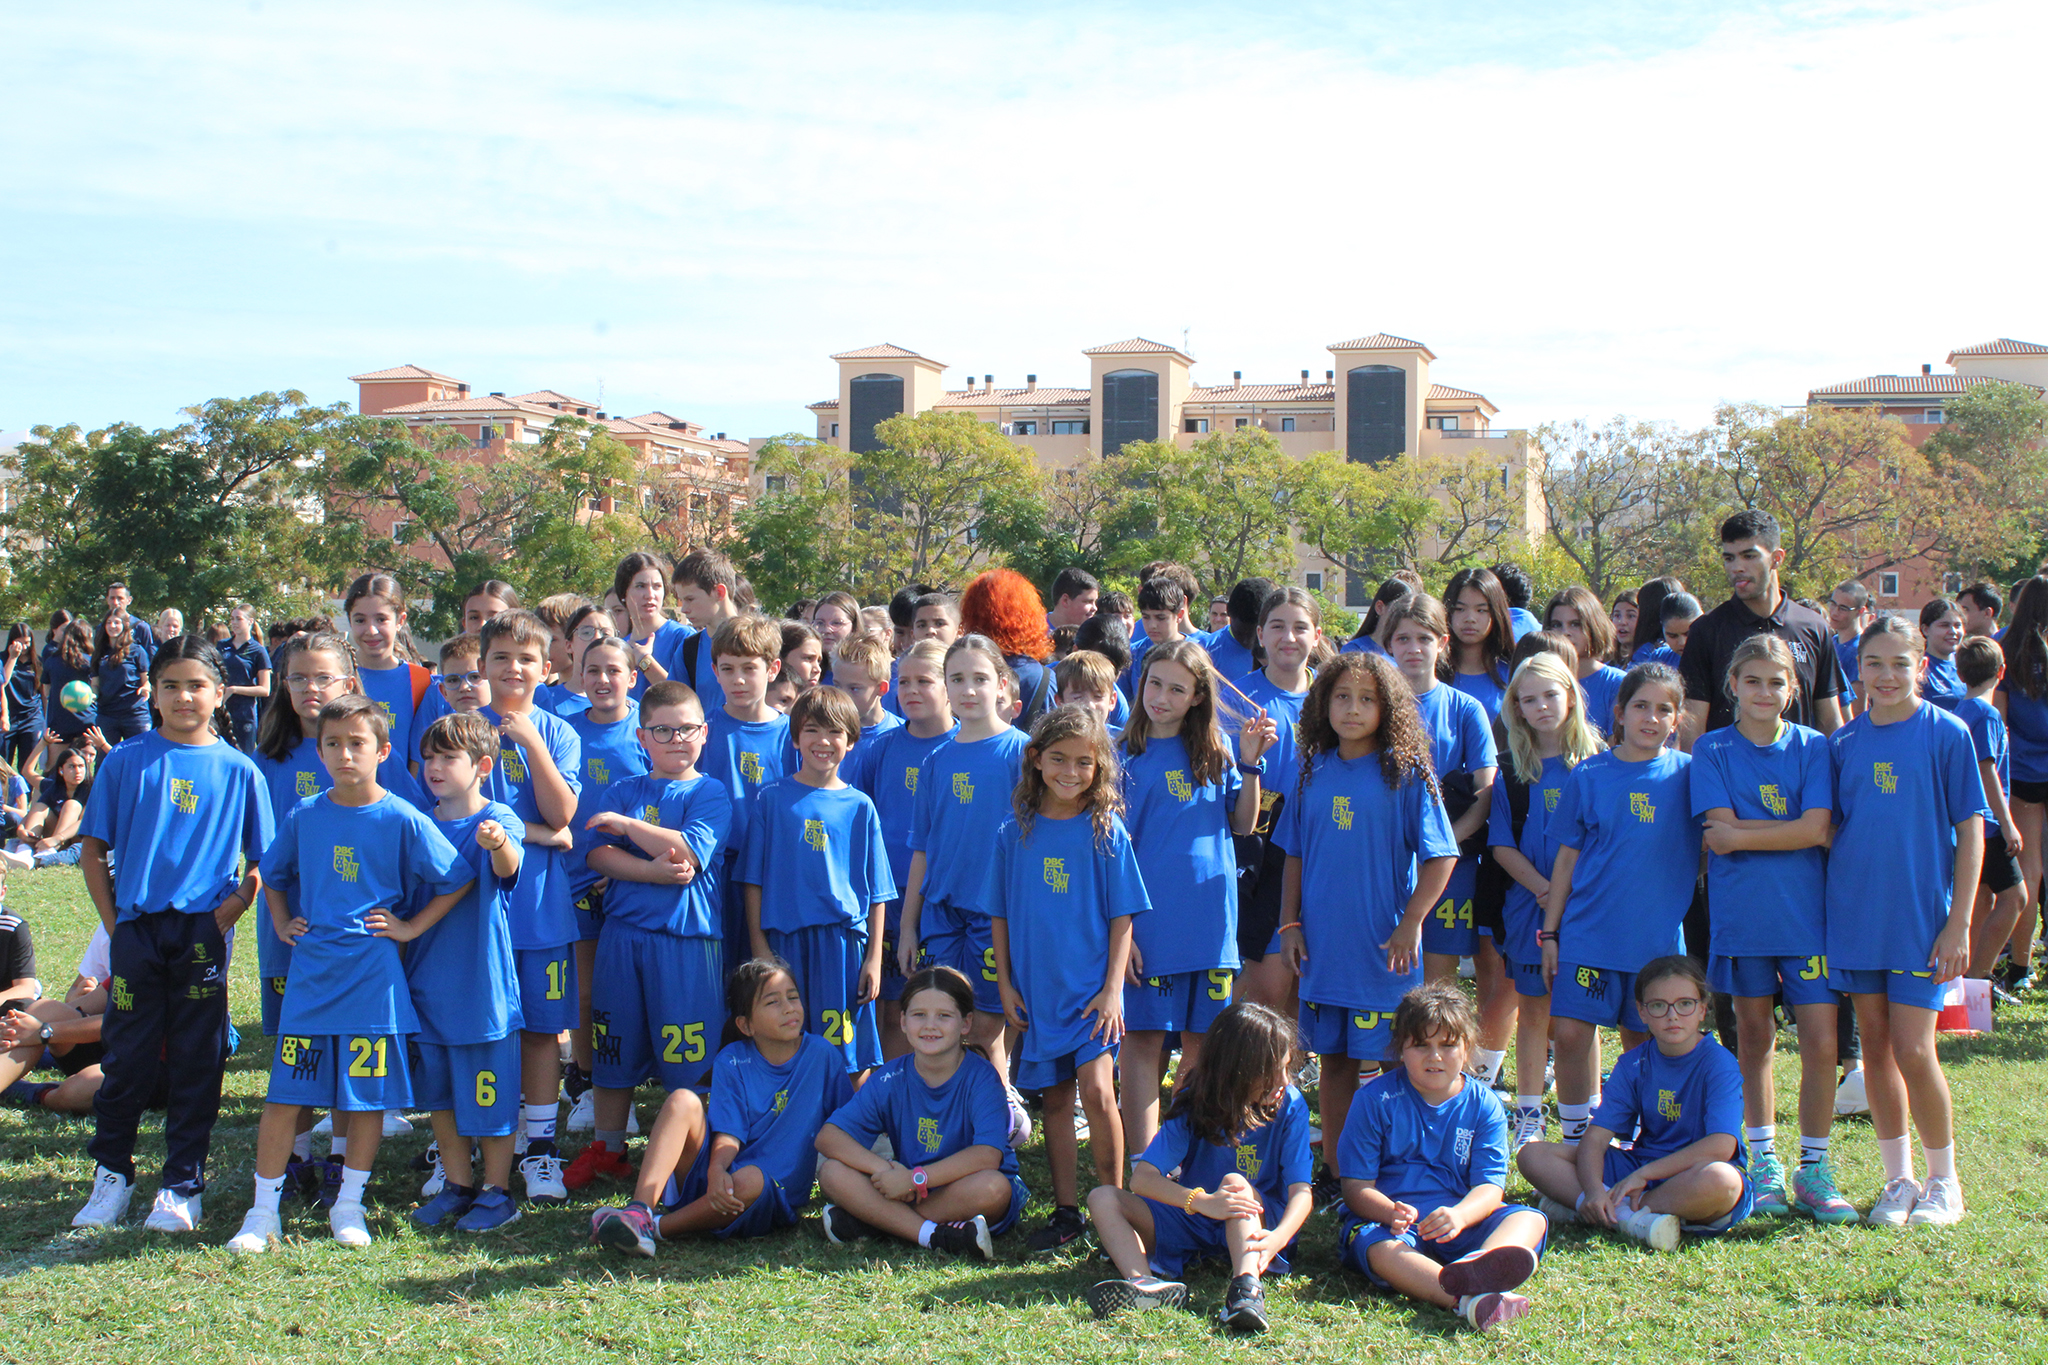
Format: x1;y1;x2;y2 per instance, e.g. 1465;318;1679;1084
1745;1125;1776;1159
525;1103;558;1143
292;1132;313;1161
1473;1048;1506;1083
1922;1143;1957;1180
1560;1102;1591;1144
917;1219;936;1247
252;1174;286;1216
329;1133;348;1159
1799;1133;1829;1168
1516;1093;1542;1111
1588;1091;1602;1116
336;1165;371;1207
1879;1135;1915;1182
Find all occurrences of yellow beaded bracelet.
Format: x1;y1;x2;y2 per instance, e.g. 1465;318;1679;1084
1185;1188;1203;1215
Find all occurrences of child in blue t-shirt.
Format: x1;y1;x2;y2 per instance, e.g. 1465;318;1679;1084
1338;983;1547;1334
1085;1000;1312;1335
341;573;432;804
229;694;471;1251
1544;586;1628;739
1231;587;1320;1014
1919;598;1968;710
1543;662;1702;1146
1954;637;2026;979
406;712;527;1234
1444;567;1515;724
1519;956;1752;1251
986;705;1148;1254
699;616;794;980
829;634;905;766
72;638;274;1235
1487;653;1606;1152
1275;652;1458;1185
1691;636;1849;1224
814;966;1028;1258
741;686;897;1078
1117;638;1275;1157
1825;616;1986;1228
590;956;854;1255
576;680;733;1189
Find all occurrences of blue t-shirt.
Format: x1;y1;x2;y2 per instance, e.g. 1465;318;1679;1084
1338;1071;1511;1220
1833;635;1861;692
404;800;525;1044
669;629;727;717
739;780;896;935
356;663;426;798
1413;683;1496;780
1633;641;1681;668
1826;704;1989;973
484;706;583;949
1998;664;2048;785
700;712;793;870
1234;669;1311;823
848;723;958;901
95;644;153;729
1690;723;1830;958
5;655;43;734
1139;1086;1314;1205
254;736;329;980
839;712;907;793
1579;664;1627;737
1275;751;1458;1011
633;620;695;703
982;812;1149;1064
1121;733;1242;976
1955;694;2010;829
565;705;649;897
907;727;1030;910
1485;755;1573;967
1341;635;1390;658
1921;655;1967;711
824;1050;1020;1177
1508;606;1543;641
81;733;273;921
1551;749;1703;972
589;773;733;938
259;792;469;1036
1592;1036;1746;1170
707;1034;853;1203
1204;631;1257;686
44;652;98;737
1450;668;1507;723
221;639;272;732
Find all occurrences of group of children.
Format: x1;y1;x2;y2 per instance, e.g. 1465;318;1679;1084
53;545;2028;1337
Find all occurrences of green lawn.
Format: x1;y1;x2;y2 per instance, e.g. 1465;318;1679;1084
3;871;2045;1364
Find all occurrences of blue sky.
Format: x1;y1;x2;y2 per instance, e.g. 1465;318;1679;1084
3;1;2042;442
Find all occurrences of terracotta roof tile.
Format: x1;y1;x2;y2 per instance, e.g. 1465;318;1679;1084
1945;338;2048;361
808;398;839;411
829;343;938;363
1082;337;1193;360
1327;333;1435;359
629;411;703;434
937;386;1092;408
1186;383;1334;403
379;395;563;419
512;389;599;412
349;364;462;383
1808;374;2031;397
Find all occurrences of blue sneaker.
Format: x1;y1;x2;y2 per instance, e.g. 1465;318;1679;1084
412;1184;478;1228
315;1157;346;1210
455;1186;523;1232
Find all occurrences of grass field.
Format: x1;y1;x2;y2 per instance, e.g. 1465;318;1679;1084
3;870;2046;1365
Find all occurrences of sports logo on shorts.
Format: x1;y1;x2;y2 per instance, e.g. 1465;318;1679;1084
804;818;828;851
295;770;320;797
1760;783;1788;818
589;757;610;784
333;846;360;882
1166;769;1193;802
169;778;198;813
917;1116;942;1154
1657;1088;1681;1120
109;976;134;1011
1576;966;1604;997
500;748;528;783
1630;792;1655;823
592;1011;620;1066
1043;858;1070;893
1332;795;1353;830
952;771;973;802
740;751;763;784
279;1036;321;1080
1874;761;1898;795
1235;1144;1263;1178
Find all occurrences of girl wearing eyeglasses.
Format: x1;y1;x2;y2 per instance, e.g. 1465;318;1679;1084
1516;954;1751;1251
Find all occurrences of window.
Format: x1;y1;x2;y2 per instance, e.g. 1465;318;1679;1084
1878;572;1900;597
1051;419;1086;435
690;494;709;516
1281;417;1296;433
1102;369;1161;451
1304;572;1323;593
1185;418;1209;434
1347;365;1406;464
848;374;904;453
391;520;412;545
1924;409;1945;424
765;475;787;494
478;425;498;444
1428;415;1459;431
1234;417;1249;429
829;422;840;439
1013;420;1038;436
587;496;603;512
1943;572;1964;594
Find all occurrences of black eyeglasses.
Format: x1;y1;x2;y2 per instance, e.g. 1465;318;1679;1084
436;671;485;687
1641;997;1702;1019
643;722;705;743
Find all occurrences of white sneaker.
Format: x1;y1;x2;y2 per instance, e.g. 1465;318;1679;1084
312;1113;334;1135
1834;1069;1869;1118
421;1152;446;1199
143;1186;200;1232
1072;1093;1090;1145
1536;1194;1578;1225
1510;1104;1548;1152
382;1111;413;1136
227;1206;280;1253
72;1165;134;1228
1867;1176;1920;1227
1619;1207;1680;1252
565;1089;596;1133
1906;1175;1965;1226
330;1200;373;1247
520;1147;568;1203
627;1105;641;1136
1005;1082;1031;1150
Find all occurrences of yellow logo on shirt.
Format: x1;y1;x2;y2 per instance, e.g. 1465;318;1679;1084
1875;761;1898;795
1545;787;1560;813
917;1116;942;1153
109;976;134;1011
1657;1088;1681;1121
1332;795;1353;830
589;757;610;784
1630;792;1656;823
1043;858;1070;893
376;700;395;723
1760;783;1787;818
1166;769;1193;802
771;1089;788;1115
739;751;763;784
1235;1144;1263;1179
642;805;662;826
333;846;359;882
904;767;919;793
295;770;320;798
953;772;973;802
169;778;198;813
500;748;528;783
804;818;828;851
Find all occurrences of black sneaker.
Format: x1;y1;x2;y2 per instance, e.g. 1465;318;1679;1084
562;1062;593;1102
820;1203;882;1245
1221;1274;1269;1334
1026;1205;1089;1255
927;1215;994;1261
1086;1276;1187;1318
1311;1164;1344;1215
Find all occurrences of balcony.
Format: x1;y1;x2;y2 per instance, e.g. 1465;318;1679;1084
1435;428;1510;439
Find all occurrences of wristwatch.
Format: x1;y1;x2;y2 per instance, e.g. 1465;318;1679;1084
911;1166;929;1201
39;1021;56;1043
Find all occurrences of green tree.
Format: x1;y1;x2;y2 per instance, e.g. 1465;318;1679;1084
853;411;1043;593
1535;417;1724;598
1112;429;1298;591
1921;380;2048;580
733;434;864;612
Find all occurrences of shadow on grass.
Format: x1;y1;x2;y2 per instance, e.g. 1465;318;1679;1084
1939;1015;2047;1067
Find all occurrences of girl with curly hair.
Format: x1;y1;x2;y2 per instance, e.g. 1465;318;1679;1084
1275;652;1458;1182
958;570;1054;731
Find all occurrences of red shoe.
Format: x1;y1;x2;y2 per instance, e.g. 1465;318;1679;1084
562;1140;635;1191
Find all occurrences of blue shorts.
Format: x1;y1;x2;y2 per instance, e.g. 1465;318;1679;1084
1603;1147;1753;1234
409;1035;522;1137
767;923;883;1073
1421;858;1480;957
1145;1190;1297;1277
1124;968;1237;1034
267;1032;413;1112
261;972;289;1037
1550;963;1644;1032
1709;954;1837;1007
721;862;753;994
921;900;1002;1016
989;1171;1031;1235
662;1141;800;1240
516;945;578;1034
1826;967;1946;1012
1505;955;1548;1000
591;924;724;1091
1015;1035;1116;1092
572;883;605;942
1342;1203;1546;1284
1299;1001;1398;1063
878;897;909;1005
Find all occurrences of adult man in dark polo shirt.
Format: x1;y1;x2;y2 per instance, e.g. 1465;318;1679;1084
1679;509;1844;746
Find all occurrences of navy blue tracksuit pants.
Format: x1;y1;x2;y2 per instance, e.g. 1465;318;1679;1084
88;910;231;1193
